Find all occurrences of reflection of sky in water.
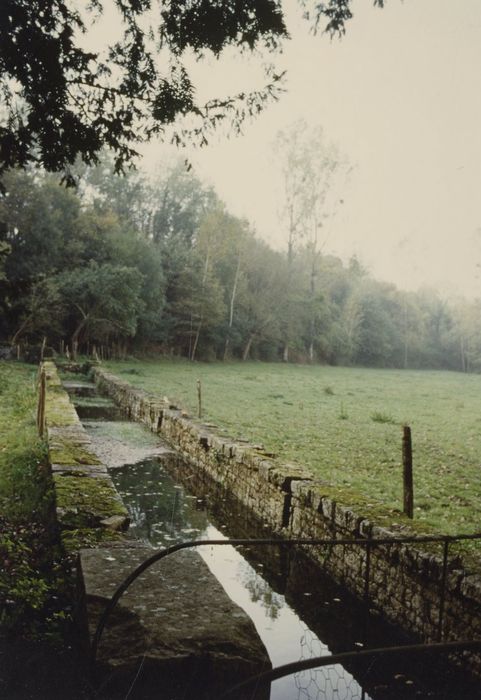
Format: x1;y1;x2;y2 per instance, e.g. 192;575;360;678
110;458;369;700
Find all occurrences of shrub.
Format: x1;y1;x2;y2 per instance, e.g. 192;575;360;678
370;411;396;425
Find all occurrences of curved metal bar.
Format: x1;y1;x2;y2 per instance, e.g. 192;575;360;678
90;536;345;665
90;532;481;667
219;639;481;698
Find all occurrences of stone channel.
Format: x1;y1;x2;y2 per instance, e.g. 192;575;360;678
42;362;481;698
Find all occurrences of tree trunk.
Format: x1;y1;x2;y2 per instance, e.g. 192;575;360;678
71;318;87;360
242;333;255;361
191;314;203;361
460;336;466;373
282;343;289;362
223;255;241;361
11;316;32;345
403;299;409;369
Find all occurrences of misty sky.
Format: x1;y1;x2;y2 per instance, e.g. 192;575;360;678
95;1;481;298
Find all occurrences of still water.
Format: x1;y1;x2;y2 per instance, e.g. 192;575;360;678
83;418;480;700
109;457;370;700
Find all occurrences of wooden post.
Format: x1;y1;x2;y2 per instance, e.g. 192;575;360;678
37;367;46;438
197;379;202;420
402;425;414;518
40;336;46;362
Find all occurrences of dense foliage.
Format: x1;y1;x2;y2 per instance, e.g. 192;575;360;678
0;0;384;183
0;159;480;372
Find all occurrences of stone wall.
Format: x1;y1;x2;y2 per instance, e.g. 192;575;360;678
43;360;129;553
92;366;481;672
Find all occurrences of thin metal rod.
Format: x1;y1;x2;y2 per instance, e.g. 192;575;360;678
219;640;481;698
363;536;371;604
438;538;450;642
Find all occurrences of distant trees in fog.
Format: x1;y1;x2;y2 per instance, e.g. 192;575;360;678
0;159;480;372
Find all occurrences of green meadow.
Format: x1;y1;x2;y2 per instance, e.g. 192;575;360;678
107;360;481;542
0;362;45;516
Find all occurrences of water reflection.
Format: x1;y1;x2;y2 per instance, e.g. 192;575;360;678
110;458;369;700
113;459;209;544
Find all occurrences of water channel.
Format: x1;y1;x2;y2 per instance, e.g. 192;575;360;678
72;389;481;700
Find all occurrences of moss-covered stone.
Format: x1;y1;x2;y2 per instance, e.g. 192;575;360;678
54;474;128;530
49;443;101;466
45;397;79;428
41;362;130;559
61;527;125;555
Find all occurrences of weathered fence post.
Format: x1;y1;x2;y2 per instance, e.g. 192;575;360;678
197;379;202;420
402;425;414;518
37;367;46;438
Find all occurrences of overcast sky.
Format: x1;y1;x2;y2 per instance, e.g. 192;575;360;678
133;1;481;298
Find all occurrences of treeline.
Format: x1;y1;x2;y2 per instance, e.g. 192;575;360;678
0;160;480;371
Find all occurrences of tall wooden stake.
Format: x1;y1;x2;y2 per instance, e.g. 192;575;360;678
37;368;46;438
197;379;202;420
402;425;414;518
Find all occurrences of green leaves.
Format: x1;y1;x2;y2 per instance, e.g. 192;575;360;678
58;261;145;342
0;1;371;180
160;0;287;56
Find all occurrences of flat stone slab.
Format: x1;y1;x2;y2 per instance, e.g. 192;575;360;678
84;420;175;469
80;546;270;699
62;380;97;396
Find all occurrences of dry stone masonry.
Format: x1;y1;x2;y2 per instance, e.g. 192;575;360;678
92;365;481;675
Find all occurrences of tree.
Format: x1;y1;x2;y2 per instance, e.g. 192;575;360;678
348;279;404;367
195;205;251;360
151;162;218;247
78;153;152;236
0;1;384;184
10;277;64;345
273;120;345;360
58;262;144;352
167;250;225;360
236;239;285;361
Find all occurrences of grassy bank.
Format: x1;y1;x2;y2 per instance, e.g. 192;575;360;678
0;362;55;632
106;359;481;541
0;362;89;697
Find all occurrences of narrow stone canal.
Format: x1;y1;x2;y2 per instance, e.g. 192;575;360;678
72;388;480;700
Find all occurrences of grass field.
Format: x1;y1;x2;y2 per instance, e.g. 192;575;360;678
0;361;45;516
0;361;54;633
106;359;481;542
